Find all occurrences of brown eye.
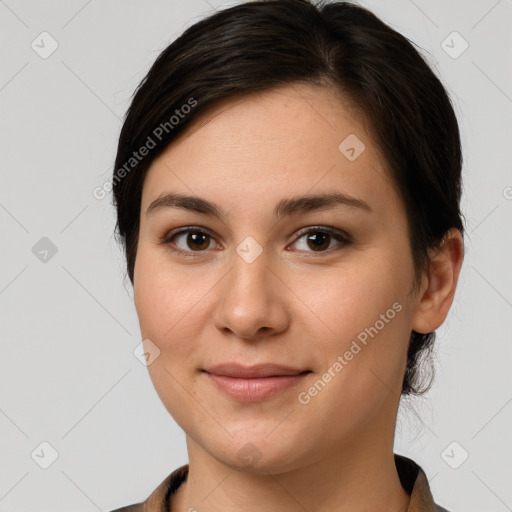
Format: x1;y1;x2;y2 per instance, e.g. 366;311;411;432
305;231;331;251
163;229;217;254
182;231;211;251
290;227;351;254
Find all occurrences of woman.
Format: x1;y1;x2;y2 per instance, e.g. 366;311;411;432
109;0;465;510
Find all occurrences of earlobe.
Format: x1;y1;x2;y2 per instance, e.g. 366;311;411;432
411;228;464;335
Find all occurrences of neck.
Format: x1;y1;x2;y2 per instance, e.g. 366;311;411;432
171;435;410;512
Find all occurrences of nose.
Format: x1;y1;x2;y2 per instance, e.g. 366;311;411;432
212;246;290;341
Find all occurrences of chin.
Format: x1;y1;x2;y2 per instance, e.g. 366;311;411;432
203;429;308;475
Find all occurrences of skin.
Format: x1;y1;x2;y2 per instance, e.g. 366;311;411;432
133;82;464;512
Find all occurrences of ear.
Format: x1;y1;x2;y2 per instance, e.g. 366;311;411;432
411;228;465;334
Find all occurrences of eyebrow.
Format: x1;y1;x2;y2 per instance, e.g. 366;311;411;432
146;191;373;221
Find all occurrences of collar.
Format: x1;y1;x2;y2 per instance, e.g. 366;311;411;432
112;453;449;512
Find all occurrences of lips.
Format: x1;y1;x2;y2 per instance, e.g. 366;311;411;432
203;363;309;378
202;363;312;401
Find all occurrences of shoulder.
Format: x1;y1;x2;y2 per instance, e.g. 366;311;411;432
108;505;144;512
394;453;452;512
107;464;189;512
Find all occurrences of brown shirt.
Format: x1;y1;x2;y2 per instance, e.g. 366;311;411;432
109;454;450;512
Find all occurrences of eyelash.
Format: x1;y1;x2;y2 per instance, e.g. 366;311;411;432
159;225;352;258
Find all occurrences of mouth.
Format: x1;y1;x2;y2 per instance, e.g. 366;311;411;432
203;362;310;378
202;363;312;402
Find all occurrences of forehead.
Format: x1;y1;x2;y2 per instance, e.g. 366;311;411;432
141;83;395;220
165;82;370;154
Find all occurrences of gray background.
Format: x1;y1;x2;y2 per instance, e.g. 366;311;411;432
1;0;511;510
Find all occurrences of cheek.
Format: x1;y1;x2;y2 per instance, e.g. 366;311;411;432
306;252;411;394
308;253;408;340
133;248;207;423
134;245;203;340
133;245;221;400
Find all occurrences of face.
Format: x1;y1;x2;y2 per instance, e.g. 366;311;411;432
133;83;423;473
